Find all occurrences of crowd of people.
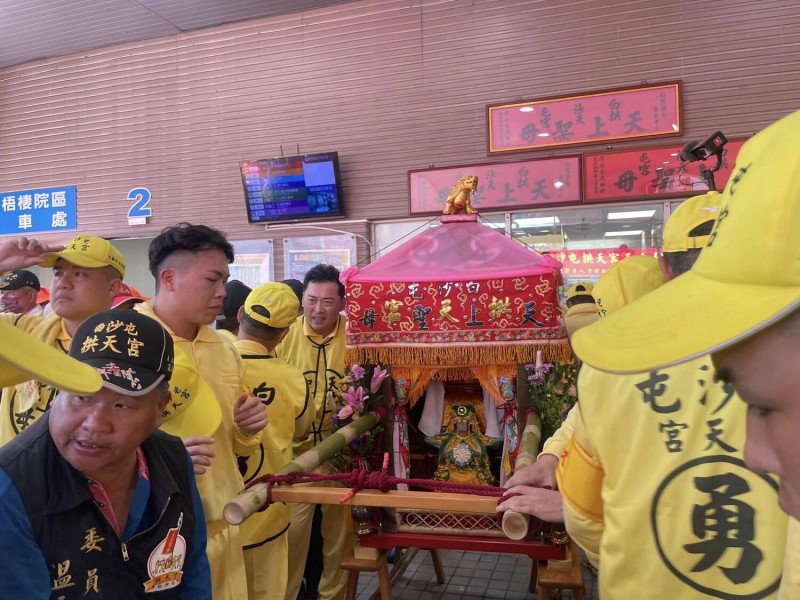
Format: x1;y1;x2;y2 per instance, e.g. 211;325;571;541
1;108;800;599
0;225;352;599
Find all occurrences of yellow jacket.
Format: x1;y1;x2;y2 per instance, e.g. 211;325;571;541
275;314;347;455
0;312;70;446
559;358;787;599
539;404;578;461
135;304;259;522
234;338;313;547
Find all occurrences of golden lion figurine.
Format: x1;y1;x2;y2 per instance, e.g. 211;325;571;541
443;175;478;215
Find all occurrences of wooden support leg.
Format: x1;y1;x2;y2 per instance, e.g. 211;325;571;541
429;549;445;584
345;570;360;600
377;562;393;600
529;560;538;593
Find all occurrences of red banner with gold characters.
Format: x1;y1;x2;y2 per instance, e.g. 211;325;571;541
551;248;657;277
345;276;562;349
583;139;746;202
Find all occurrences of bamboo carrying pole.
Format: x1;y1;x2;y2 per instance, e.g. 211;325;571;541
501;411;543;540
266;486;499;513
224;410;381;525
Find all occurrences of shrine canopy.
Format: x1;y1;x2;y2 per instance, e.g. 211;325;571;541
342;214;569;369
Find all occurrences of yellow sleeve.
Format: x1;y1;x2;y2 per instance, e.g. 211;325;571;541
233;424;262;455
539;404;578;460
0;312;41;332
557;406;604;565
229;346;263;456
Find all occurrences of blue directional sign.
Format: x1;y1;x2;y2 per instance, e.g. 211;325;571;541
0;185;77;235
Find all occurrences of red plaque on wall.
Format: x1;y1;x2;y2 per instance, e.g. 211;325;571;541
408;156;581;216
582;138;746;203
488;81;682;154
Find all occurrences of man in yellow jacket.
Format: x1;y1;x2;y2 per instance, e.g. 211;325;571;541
569;110;800;598
502;255;665;519
235;282;314;600
137;223;268;600
0;234;123;446
555;191;788;598
276;263;353;600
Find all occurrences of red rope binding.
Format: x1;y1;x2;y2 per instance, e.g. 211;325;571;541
248;452;511;513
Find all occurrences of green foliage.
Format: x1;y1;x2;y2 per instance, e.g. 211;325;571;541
524;359;578;441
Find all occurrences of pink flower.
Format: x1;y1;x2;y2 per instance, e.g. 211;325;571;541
348;365;366;381
341;386;368;413
370;365;390;393
338;405;355;419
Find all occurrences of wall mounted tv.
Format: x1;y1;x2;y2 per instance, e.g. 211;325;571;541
240;152;345;223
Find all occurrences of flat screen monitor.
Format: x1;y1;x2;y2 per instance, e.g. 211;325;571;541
240;152;345;223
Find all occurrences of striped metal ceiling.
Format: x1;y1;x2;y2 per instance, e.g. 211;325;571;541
0;0;358;70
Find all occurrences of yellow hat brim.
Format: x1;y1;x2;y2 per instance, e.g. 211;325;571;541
159;358;222;439
0;319;103;394
40;251;113;271
571;269;800;373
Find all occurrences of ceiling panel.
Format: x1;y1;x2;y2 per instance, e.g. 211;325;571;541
0;0;359;70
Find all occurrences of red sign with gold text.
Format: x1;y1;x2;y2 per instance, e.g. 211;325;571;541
583;138;746;203
408;156;581;215
488;82;682;154
552;248;657;277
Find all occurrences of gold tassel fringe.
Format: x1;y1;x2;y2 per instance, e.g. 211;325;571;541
345;342;571;369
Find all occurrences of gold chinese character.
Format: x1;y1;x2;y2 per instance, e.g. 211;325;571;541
81;335;99;354
581;253;594;264
80;528;105;553
105;320;125;333
127;338;145;358
382;300;402;323
100;335;121;353
93;323;105;333
488;296;512;319
52;560;75;591
85;568;99;594
123;322;138;336
597;253;607;264
568;253;579;264
609;252;620;264
439;299;459;323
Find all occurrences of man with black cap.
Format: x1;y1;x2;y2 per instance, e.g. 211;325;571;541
0;309;212;598
0;269;42;316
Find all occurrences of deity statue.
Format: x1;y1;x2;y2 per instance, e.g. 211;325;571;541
425;381;501;486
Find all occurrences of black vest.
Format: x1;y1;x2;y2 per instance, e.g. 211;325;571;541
0;414;198;599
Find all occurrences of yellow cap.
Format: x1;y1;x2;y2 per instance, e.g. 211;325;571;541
0;318;102;394
159;347;221;439
662;191;722;253
244;282;299;329
573;108;800;373
592;255;665;318
566;281;594;301
41;234;126;278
